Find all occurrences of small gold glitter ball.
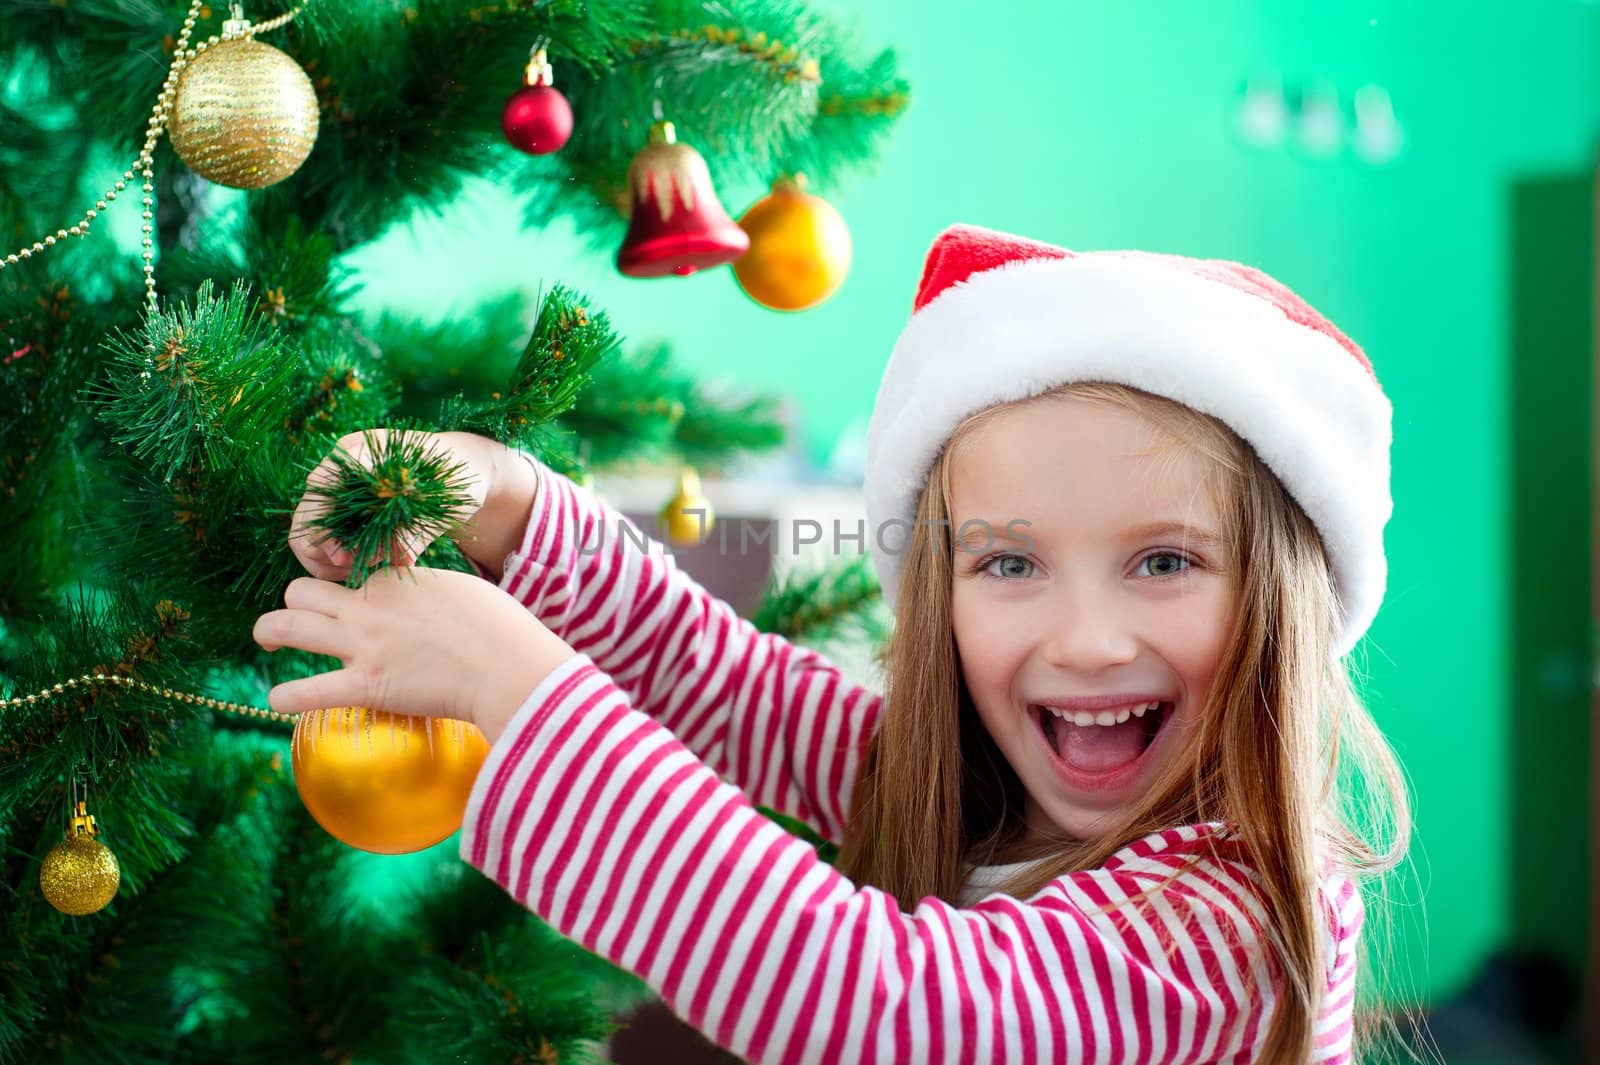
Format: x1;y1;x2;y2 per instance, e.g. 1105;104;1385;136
39;835;121;916
169;37;320;189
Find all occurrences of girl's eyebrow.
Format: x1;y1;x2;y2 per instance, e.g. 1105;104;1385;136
954;521;1029;549
1124;520;1225;549
951;518;1225;552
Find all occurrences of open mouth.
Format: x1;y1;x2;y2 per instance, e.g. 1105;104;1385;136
1029;701;1171;776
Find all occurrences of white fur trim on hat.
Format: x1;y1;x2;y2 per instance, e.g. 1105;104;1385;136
864;254;1393;657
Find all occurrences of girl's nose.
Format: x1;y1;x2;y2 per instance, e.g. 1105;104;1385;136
1036;584;1140;672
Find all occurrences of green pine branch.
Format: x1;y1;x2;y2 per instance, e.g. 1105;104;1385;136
672;385;788;473
368;862;641;1063
91;280;301;484
555;341;791;474
361;291;530;416
751;552;886;647
159;210;359;336
437;282;620;449
0;284;114;617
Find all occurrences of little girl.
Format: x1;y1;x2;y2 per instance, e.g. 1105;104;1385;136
255;223;1410;1063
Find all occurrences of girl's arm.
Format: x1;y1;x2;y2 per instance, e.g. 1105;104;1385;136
487;457;881;845
1317;873;1364;1062
462;656;1363;1065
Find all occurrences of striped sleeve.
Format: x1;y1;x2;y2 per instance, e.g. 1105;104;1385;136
494;458;882;843
1312;872;1365;1063
461;655;1286;1065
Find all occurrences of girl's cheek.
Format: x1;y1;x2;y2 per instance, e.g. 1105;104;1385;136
957;610;1029;669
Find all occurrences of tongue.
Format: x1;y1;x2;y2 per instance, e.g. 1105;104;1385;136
1054;713;1147;772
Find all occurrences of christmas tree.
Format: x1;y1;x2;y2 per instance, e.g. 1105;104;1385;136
0;1;905;1061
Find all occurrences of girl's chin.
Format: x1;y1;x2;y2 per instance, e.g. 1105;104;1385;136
1022;805;1126;844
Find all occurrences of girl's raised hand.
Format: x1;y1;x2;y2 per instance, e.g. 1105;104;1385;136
289;429;498;581
252;568;577;742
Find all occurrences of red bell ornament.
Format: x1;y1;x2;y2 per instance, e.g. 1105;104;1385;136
616;121;749;278
502;45;572;155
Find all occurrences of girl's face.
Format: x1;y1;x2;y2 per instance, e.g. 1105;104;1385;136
947;396;1237;842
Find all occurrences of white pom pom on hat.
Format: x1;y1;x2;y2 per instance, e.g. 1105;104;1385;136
863;223;1393;657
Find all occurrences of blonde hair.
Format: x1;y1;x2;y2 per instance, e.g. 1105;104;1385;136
834;380;1412;1062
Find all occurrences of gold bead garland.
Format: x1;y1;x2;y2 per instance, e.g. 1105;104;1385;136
0;0;309;317
0;671;294;724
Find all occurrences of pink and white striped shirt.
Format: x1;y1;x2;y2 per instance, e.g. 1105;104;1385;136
459;464;1365;1064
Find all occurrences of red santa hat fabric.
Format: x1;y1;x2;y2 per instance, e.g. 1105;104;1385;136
864;223;1393;656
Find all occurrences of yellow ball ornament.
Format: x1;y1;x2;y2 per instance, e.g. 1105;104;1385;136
39;803;121;916
733;175;852;311
169;37;320;189
659;466;714;546
291;708;490;854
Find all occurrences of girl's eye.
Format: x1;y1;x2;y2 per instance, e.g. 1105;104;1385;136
1138;551;1191;578
975;553;1034;580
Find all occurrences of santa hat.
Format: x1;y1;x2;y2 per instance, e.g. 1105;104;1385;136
864;224;1393;656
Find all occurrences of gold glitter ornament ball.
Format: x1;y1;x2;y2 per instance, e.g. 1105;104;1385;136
39;835;121;916
291;707;490;854
169;37;320;189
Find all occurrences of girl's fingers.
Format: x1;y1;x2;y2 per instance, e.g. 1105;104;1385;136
304;464;337;490
394;533;425;566
318;561;352;581
253;608;352;658
283;575;351;616
286;545;349;582
291;442;371;568
289;493;340;566
266;668;365;716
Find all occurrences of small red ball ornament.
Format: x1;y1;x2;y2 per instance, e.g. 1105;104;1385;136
502;45;572;155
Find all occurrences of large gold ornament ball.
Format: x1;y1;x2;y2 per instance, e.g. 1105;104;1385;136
733;176;852;311
291;708;490;854
39;835;121;916
169;37;320;189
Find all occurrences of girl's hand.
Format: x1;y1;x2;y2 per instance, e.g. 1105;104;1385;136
290;430;536;581
252;569;578;743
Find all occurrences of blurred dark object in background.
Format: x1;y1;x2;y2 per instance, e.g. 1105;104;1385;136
607;998;746;1064
1396;948;1581;1064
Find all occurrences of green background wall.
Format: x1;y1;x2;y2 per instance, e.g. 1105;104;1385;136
1509;174;1591;989
345;2;1600;1002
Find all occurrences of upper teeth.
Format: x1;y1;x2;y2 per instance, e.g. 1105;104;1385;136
1039;701;1161;728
